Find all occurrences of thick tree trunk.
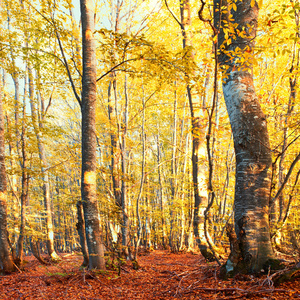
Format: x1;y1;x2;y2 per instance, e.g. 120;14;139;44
215;0;274;274
80;0;106;270
0;80;15;273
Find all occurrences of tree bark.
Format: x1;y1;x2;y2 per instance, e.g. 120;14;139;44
214;0;274;274
80;0;106;270
0;76;15;273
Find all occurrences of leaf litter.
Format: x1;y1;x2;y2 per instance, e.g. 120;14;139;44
0;250;299;299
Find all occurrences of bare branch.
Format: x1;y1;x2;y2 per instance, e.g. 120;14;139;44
164;0;183;30
198;0;217;34
270;152;300;207
97;58;137;82
55;30;82;108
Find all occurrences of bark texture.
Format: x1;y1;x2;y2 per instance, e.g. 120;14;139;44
214;0;274;273
0;82;14;273
80;0;106;270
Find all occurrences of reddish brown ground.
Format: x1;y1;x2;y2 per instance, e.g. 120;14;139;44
0;250;299;299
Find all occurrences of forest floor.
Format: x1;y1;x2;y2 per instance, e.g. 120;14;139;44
0;250;300;299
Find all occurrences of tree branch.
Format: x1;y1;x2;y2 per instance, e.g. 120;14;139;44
198;0;217;34
164;0;184;30
97;58;137;82
270;152;300;207
55;30;82;108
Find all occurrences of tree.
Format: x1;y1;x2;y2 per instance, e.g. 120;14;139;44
214;0;275;274
163;0;215;259
0;75;15;273
29;65;60;262
80;0;106;270
178;0;215;260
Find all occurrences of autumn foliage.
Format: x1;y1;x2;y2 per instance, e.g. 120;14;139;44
0;0;299;294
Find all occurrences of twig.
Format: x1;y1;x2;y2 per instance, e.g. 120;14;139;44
13;262;22;273
260;266;274;288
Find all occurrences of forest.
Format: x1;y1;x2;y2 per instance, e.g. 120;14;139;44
0;0;299;298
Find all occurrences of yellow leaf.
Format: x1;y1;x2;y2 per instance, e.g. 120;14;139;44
233;3;237;11
258;0;263;8
251;0;255;7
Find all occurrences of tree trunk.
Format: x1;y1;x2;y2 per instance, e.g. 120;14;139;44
28;66;59;262
80;0;106;270
30;237;49;265
214;0;274;274
179;0;213;259
169;93;178;250
134;83;146;259
108;78;122;209
76;200;89;266
156;135;167;248
120;76;130;258
0;77;15;273
16;93;29;266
